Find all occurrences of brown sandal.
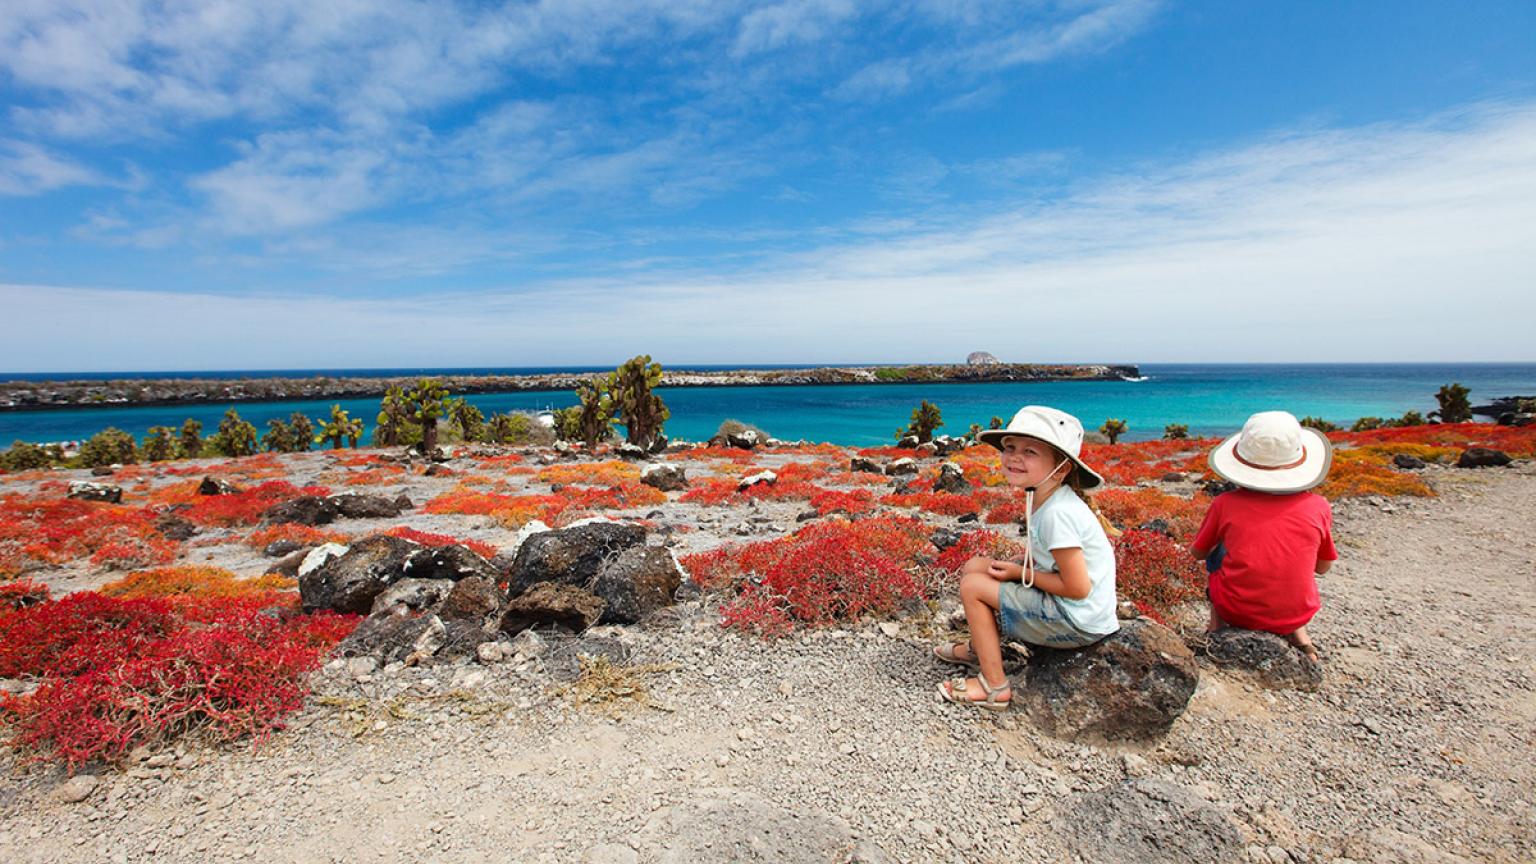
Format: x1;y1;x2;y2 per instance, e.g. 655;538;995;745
932;641;980;669
937;672;1011;712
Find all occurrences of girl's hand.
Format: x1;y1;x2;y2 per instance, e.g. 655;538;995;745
986;560;1021;581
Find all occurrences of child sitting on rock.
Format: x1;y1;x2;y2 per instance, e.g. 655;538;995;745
933;406;1120;711
1192;411;1338;663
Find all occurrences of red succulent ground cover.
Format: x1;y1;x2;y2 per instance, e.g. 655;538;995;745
0;591;356;767
681;516;937;636
1113;529;1208;624
176;481;332;527
245;523;350;550
0;494;180;578
379;527;498;560
1331;422;1536;456
98;566;296;599
1094;488;1211;543
424;482;666;528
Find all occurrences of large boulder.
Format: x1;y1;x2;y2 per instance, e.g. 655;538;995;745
506;522;647;596
300;535;419;614
330;492;404;519
1020;618;1199;740
67;482;122;504
725;429;760;450
933;461;970;493
437;575;502;622
1205;627;1322;691
262;495;338;526
640;463;689;492
337;612;446;663
197;476;241;496
368;578;454;616
885;458;918;476
1053;779;1243;864
1457;447;1511;468
403;544;500;582
590;546;684;625
499;583;606;634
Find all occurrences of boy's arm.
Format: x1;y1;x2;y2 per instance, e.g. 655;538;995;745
1315;559;1333;575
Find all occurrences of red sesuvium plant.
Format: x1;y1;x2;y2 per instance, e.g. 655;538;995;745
0;494;180;578
1094;488;1211;543
176;481;331;528
933;529;1027;573
0;591;356;767
98;566;296;600
244;523;349;551
379;527;497;560
1112;529;1208;624
424;482;665;528
685;516;938;636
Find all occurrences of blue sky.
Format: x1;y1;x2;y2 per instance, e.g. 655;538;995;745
1;1;1534;371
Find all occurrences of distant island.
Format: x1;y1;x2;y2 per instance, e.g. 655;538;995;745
0;363;1140;412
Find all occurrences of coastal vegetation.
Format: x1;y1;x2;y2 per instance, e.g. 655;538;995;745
1099;418;1128;444
0;415;1530;766
896;400;944;443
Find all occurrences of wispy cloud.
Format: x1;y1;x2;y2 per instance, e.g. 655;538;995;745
0;139;110;195
5;101;1533;368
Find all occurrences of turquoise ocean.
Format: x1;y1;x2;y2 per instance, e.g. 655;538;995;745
2;364;1533;448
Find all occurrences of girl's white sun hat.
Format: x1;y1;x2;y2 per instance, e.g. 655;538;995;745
1209;411;1333;494
976;405;1105;489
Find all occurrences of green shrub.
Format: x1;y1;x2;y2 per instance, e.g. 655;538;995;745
608;356;668;448
1099;418;1128;444
1431;383;1471;424
178;419;204;459
1162;424;1189;440
1299;416;1337;433
142;427;178;462
2;440;59;472
896;400;943;443
79;427;138;467
316;405;363;450
209;410;259;457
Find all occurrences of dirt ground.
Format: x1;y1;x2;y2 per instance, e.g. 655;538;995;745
0;452;1532;863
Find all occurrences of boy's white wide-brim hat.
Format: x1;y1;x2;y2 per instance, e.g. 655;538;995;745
976;405;1104;489
1209;410;1333;494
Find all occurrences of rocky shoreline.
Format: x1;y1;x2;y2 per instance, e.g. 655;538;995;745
0;363;1138;412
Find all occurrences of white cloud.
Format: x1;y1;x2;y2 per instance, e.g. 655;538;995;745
4;102;1533;368
0;140;107;195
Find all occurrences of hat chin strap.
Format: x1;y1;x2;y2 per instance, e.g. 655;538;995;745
1021;458;1070;589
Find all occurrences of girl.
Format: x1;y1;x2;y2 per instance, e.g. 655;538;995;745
933;405;1119;710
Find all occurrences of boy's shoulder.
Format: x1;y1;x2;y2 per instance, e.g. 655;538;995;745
1223;488;1331;514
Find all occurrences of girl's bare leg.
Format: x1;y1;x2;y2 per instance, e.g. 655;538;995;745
952;570;1012;701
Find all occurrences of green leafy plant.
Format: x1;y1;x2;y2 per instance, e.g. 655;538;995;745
1162;424;1189;440
316;405;363;450
1299;416;1337;433
574;379;616;448
404;378;451;451
1099;418;1128;444
141;427;178;462
208;409;259;457
448;397;485;443
897;400;944;443
178;419;204;459
1;441;60;472
608;356;669;449
261;419;296;453
78;427;138;467
374;386;413;447
1351;417;1383;432
1430;382;1472;424
286;413;314;453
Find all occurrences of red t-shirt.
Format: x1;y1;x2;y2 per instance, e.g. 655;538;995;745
1193;489;1338;634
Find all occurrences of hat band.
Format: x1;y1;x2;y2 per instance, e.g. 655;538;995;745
1233;445;1307;471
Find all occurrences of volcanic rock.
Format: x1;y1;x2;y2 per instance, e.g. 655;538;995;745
1020;618;1199;740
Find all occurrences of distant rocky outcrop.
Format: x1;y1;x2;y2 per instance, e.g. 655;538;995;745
0;363;1140;412
966;351;999;365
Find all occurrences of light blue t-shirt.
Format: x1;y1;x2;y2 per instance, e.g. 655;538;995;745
1027;488;1119;636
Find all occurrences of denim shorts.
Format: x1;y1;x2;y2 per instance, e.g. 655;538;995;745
997;582;1106;649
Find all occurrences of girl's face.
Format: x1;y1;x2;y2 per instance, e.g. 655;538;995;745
998;436;1068;489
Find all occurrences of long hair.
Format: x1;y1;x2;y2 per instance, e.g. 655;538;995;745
1060;459;1121;539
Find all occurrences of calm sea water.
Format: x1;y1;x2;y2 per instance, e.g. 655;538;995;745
2;364;1533;447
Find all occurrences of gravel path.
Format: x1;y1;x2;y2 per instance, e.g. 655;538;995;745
1;464;1532;863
